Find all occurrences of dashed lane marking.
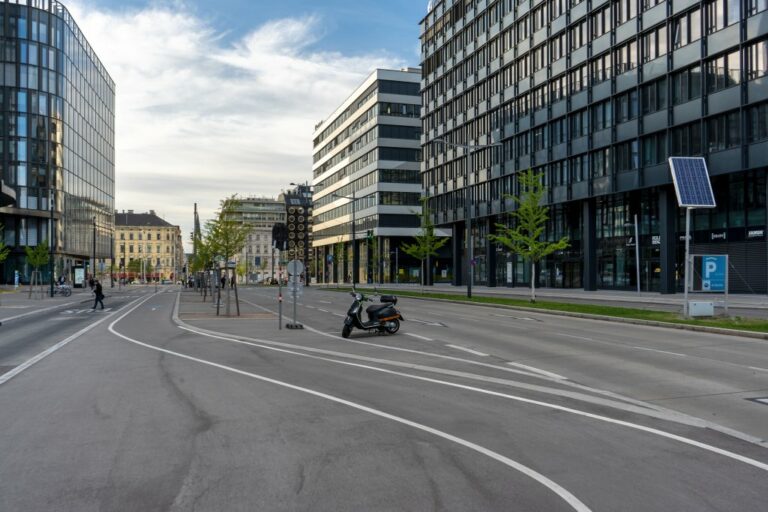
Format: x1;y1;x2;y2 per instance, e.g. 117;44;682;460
405;333;433;341
633;347;687;357
507;362;566;380
446;344;489;357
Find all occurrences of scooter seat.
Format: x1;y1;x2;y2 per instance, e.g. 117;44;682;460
366;304;389;314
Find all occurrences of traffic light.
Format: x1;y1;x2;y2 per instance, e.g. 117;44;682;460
272;223;288;251
366;229;374;242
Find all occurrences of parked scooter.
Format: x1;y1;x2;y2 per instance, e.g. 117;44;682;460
341;291;404;338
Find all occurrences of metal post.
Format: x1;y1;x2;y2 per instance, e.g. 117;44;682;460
278;253;283;329
395;247;399;284
49;198;54;298
92;216;96;283
467;146;474;299
634;213;640;294
724;255;729;316
110;234;114;288
683;207;691;317
351;188;356;288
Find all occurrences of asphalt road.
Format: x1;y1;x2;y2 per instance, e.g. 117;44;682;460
0;286;766;511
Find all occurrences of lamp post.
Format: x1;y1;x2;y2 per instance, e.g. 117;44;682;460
332;189;357;287
49;191;55;298
433;138;502;298
92;216;96;283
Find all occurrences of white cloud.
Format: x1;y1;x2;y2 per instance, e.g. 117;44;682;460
66;2;405;248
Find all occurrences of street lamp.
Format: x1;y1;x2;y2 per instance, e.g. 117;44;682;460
433;138;502;298
332;189;357;287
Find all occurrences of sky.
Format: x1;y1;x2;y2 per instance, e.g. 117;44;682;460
66;0;429;250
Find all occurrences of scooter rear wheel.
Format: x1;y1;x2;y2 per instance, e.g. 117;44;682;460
341;325;352;338
384;319;400;334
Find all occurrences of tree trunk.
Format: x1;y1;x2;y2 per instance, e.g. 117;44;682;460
420;259;425;294
530;261;536;303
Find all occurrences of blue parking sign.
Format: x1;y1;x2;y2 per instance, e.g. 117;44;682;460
701;255;726;292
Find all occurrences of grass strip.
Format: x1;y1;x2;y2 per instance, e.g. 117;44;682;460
328;287;768;334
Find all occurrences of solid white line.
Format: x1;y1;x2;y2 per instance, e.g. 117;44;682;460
318;300;333;304
0;295;151;386
748;366;768;372
108;314;590;512
405;332;433;341
318;309;329;313
633;347;687;357
507;362;566;381
446;345;489;357
172;323;768;474
332;313;345;318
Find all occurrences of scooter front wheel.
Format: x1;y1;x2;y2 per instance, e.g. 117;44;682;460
341;325;352;338
384;319;400;334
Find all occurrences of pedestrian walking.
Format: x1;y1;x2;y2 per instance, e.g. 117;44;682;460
92;280;104;310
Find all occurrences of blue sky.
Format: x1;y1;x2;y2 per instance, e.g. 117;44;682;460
70;0;429;247
90;0;426;62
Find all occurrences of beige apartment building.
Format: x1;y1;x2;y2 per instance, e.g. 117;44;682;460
114;210;184;282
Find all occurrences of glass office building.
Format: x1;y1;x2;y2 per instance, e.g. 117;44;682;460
312;68;450;285
421;0;768;293
0;0;115;284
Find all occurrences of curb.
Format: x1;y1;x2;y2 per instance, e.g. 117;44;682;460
327;289;768;341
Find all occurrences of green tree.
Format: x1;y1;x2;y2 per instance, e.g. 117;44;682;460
236;261;247;283
24;239;49;270
489;169;570;302
334;241;345;283
205;196;251;263
0;224;10;267
126;259;153;279
401;198;449;293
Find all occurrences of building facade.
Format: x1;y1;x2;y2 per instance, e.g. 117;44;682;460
0;0;115;284
228;196;286;282
114;210;183;282
420;0;768;293
312;68;445;284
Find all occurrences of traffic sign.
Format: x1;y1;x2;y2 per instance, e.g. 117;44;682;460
701;255;726;292
287;260;304;276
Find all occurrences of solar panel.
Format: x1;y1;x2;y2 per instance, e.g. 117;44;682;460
668;157;716;208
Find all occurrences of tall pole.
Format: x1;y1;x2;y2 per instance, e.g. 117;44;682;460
634;213;640;294
683;207;691;317
92;216;96;282
351;188;356;288
467;146;474;299
49;196;54;298
110;234;114;287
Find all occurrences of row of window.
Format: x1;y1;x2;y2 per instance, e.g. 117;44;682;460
118;244;175;254
118;231;176;241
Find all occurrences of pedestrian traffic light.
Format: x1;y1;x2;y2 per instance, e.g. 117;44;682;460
367;229;374;242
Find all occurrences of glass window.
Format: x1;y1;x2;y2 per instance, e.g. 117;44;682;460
671;121;703;155
615;40;638;74
706;110;740;151
615;89;639;123
706;50;741;92
672;65;702;104
591;100;613;130
615;0;638;24
673;8;701;48
642;78;667;113
705;0;740;33
642;132;667;165
746;39;768;81
643;25;667;62
616;140;640;171
748;0;768;15
746;102;768;142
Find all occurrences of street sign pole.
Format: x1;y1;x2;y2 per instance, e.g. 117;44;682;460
683;207;691;318
278;252;283;330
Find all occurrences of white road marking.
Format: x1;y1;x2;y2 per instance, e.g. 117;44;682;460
447;345;489;357
318;309;329;313
0;295;150;387
333;313;345;318
405;333;433;341
108;315;591;512
409;318;445;327
318;300;333;304
168;317;768;476
557;333;595;342
749;366;768;372
507;362;566;380
755;398;768;405
305;305;316;309
633;347;687;357
0;300;81;322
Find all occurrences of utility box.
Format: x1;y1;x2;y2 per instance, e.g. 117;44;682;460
689;301;714;317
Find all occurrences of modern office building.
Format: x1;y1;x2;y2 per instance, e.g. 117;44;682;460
312;68;447;284
114;210;183;282
227;196;286;282
0;0;115;284
420;0;768;293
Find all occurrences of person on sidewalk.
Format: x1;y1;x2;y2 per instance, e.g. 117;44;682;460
92;280;104;310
